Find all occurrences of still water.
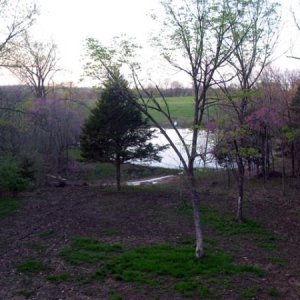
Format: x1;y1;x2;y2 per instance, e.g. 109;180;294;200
133;128;218;169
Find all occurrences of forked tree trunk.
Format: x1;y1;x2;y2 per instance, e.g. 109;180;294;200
187;172;204;259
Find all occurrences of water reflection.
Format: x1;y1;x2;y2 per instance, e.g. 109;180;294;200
133;128;218;169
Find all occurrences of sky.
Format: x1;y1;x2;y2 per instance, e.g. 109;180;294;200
1;0;300;87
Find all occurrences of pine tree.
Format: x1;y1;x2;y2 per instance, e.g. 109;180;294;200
80;75;163;190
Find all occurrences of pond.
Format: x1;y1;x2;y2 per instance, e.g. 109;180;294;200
132;128;218;169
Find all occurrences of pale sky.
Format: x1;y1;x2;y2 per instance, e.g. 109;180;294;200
1;0;300;87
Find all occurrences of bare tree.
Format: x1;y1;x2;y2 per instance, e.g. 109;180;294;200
83;0;266;259
0;0;38;63
29;98;82;174
289;1;300;60
6;33;59;99
216;0;280;222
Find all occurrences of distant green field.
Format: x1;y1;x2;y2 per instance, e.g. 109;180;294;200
146;96;195;128
79;96;196;127
145;96;218;128
81;96;216;128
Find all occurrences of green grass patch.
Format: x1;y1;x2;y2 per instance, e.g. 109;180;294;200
267;256;285;266
201;206;266;236
60;248;109;264
177;236;194;245
116;244;263;277
176;204;275;244
176;204;193;216
200;207;279;252
93;163;116;179
38;229;56;239
83;162;174;182
26;242;46;255
83;163;116;181
106;244;264;296
108;291;123;300
16;260;50;273
0;198;20;218
47;272;70;284
71;237;122;252
16;290;34;298
258;242;276;250
267;287;280;297
60;237;123;265
68;148;83;161
174;280;213;297
253;234;278;251
240;287;261;298
59;237;265;298
177;236;217;247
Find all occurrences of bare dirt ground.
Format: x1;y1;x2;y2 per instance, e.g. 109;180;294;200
0;176;299;299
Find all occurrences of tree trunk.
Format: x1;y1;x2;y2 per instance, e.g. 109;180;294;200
227;167;231;188
271;143;275;172
187;172;204;259
261;131;266;185
291;142;295;177
234;140;245;223
256;162;260;176
115;155;121;192
281;146;285;196
266;137;270;178
236;168;245;223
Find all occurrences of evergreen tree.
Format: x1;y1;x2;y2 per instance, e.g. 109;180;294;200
80;75;164;190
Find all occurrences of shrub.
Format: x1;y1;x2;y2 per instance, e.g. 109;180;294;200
19;155;36;181
0;156;31;194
